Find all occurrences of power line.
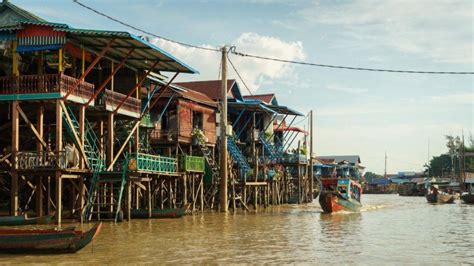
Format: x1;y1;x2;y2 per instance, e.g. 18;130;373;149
227;53;253;96
74;0;474;75
230;48;474;75
73;0;220;52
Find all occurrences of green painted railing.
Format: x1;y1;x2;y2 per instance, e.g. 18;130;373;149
128;152;177;174
180;155;205;173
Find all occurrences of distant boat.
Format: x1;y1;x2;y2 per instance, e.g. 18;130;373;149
461;193;474;204
319;178;362;213
461;179;474;204
0;223;102;253
426;185;454;204
0;213;54;226
131;207;187;219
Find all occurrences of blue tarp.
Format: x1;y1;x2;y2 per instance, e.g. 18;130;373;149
17;44;61;52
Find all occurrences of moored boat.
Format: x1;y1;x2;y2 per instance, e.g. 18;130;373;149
131;207;186;219
461;193;474;204
0;223;102;253
461;178;474;204
319;178;362;213
0;213;54;226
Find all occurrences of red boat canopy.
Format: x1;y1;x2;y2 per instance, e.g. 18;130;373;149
274;126;308;135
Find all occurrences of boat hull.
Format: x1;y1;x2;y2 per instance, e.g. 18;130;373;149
319;191;362;213
131;208;186;219
426;193;454;204
0;214;54;226
461;193;474;204
0;223;102;254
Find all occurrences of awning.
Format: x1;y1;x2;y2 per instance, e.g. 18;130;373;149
228;101;277;114
54;27;198;74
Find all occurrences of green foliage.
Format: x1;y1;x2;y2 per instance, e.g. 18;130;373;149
364;171;383;182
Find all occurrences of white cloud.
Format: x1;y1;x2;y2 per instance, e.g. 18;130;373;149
429;93;474;105
327;84;369;94
151;32;306;92
300;0;473;64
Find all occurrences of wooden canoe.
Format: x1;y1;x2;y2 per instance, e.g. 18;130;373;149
0;223;102;253
426;193;455;204
0;213;54;226
131;208;186;219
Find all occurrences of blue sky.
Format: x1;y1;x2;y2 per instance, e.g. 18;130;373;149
14;0;473;174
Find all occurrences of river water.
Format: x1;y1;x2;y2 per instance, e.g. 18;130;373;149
0;195;473;264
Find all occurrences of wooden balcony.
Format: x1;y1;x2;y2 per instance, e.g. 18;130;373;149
0;73;95;104
103;90;141;118
150;128;179;143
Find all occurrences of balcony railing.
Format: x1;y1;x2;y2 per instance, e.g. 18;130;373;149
127;152;177;174
0;73;94;99
14;151;68;170
104;90;141;116
179;155;205;173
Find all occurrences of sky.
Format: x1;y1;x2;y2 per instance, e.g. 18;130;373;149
13;0;473;174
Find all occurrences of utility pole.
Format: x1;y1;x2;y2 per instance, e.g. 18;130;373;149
384;151;387;178
219;46;228;213
309;110;314;202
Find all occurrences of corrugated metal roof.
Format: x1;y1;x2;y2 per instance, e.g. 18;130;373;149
55;27;198;74
243;94;275;104
228;101;277;114
175;80;239;100
0;0;47;26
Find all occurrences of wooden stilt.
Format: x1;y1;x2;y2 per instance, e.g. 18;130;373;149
10;101;19;216
55;171;62;226
148;180;152;218
107;113;114;168
79;176;84;223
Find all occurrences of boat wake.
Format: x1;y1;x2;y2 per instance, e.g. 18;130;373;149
360;204;388;212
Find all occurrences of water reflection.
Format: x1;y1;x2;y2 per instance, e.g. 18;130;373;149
0;195;472;264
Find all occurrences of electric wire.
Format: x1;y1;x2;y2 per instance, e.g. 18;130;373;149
230;48;474;75
227;54;253;96
74;0;474;75
73;0;220;52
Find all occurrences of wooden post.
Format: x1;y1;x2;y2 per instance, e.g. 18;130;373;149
55;172;62;226
81;48;85;75
79;177;85;223
219;46;228;213
126;181;132;221
58;48;63;73
55;100;63;226
12;41;19;76
148;180;152;218
11;101;19;215
254;150;259;210
297;141;301;204
107;113;114;168
79;106;85;169
183;174;188;206
47;176;51;215
200;176;204;212
111;61;114;91
36;106;44;216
